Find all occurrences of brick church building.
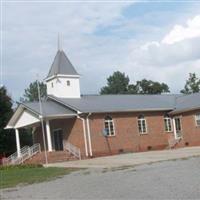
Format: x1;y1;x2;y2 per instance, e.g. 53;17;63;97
5;44;200;164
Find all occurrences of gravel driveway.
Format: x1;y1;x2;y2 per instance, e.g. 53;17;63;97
1;156;200;199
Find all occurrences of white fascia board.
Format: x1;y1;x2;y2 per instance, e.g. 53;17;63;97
4;125;13;129
5;104;40;129
45;74;80;82
5;105;24;129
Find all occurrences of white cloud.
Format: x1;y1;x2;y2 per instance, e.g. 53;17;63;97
3;2;134;99
3;3;200;99
127;15;200;68
162;15;200;44
124;14;200;93
130;37;200;67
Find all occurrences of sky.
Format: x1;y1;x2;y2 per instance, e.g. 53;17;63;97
1;1;200;101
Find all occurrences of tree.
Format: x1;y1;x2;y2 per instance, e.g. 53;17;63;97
21;81;46;147
128;84;139;94
135;79;170;94
0;87;16;155
100;71;170;94
23;81;47;102
181;73;200;94
100;71;130;94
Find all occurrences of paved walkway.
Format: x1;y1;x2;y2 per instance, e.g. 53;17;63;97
46;146;200;168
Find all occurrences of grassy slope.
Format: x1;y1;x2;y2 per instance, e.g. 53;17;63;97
0;167;78;189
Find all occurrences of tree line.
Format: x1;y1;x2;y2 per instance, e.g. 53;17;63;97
100;72;200;95
0;72;200;155
22;72;200;102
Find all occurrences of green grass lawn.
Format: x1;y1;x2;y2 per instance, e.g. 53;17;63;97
0;165;78;189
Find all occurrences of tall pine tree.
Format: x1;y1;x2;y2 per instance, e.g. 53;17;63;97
0;87;16;156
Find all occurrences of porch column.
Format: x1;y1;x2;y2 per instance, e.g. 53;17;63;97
15;129;21;157
45;120;52;152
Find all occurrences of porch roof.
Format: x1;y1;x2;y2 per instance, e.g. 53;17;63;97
5;99;77;129
22;100;77;117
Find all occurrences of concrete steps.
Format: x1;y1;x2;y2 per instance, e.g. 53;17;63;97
25;151;77;164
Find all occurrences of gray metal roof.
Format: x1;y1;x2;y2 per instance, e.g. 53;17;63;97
22;100;77;117
49;94;179;113
46;50;79;79
171;93;200;114
18;93;200;117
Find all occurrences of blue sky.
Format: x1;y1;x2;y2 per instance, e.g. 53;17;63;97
2;1;200;100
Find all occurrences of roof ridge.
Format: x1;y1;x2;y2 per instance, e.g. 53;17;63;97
82;94;180;97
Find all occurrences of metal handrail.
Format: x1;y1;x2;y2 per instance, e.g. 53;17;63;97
65;142;81;160
2;143;41;165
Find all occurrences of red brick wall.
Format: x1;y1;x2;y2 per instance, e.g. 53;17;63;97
33;118;86;157
89;111;171;156
173;109;200;147
33;109;200;158
33;126;47;150
50;117;85;154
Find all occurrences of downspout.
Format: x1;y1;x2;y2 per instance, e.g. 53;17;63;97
86;113;93;157
172;117;177;139
77;116;88;157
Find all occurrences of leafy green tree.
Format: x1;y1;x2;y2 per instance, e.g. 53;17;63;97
128;84;139;94
181;73;200;94
20;81;45;148
100;71;170;94
136;79;170;94
23;81;47;102
100;71;130;94
0;87;16;155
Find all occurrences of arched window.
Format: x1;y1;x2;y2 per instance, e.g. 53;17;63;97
138;115;147;134
104;116;115;136
164;114;172;132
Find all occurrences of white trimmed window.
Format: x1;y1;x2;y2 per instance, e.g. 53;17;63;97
104;116;115;136
195;114;200;126
138;115;147;134
175;117;182;132
164;114;172;132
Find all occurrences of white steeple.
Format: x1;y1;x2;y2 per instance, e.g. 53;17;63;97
44;38;80;98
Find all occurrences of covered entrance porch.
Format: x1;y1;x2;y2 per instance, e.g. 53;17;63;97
4;102;82;165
